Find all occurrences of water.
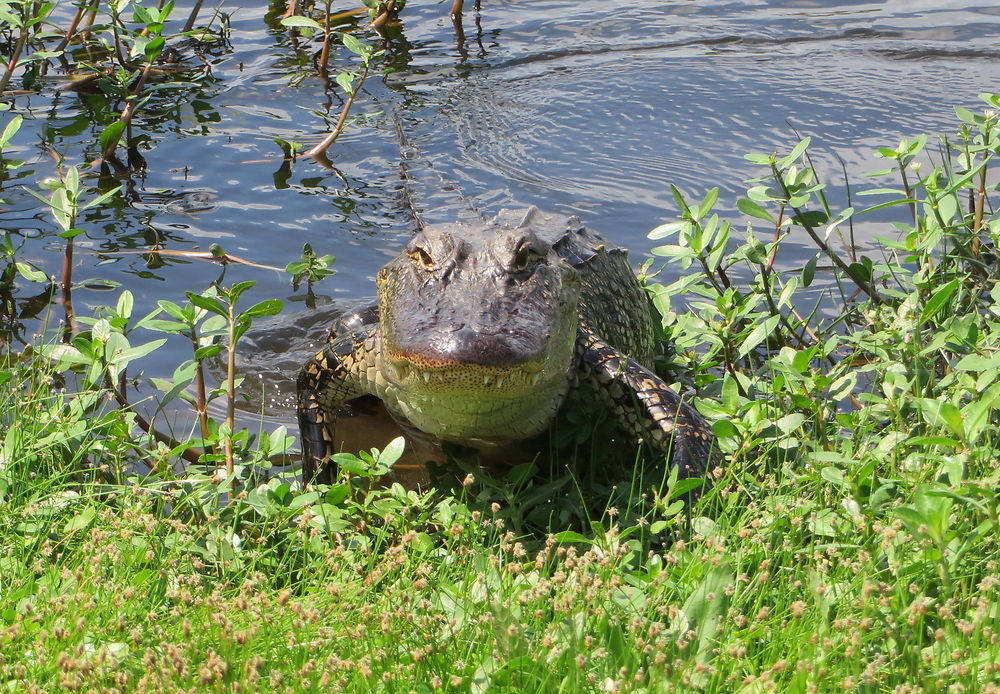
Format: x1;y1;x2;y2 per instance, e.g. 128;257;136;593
3;0;1000;433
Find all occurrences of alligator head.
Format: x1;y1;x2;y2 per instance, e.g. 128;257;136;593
375;217;582;444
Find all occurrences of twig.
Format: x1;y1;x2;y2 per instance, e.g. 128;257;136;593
370;0;399;36
60;238;76;342
101;61;157;159
317;3;334;80
224;310;237;476
54;3;88;53
899;161;917;225
110;373;205;465
183;0;205;32
972;149;988;239
305;61;371;160
94;247;284;271
770;162;881;304
0;28;28;94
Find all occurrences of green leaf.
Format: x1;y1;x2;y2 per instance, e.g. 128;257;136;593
37;343;89;365
194;344;223;360
15;261;48;283
894;506;927;535
670;184;692;215
820;466;846;488
918;278;958;326
186;292;227;317
143;36;165;63
242;299;283;319
647;222;685;240
156;300;190;322
133;3;153;25
335;71;354;95
668;477;705;500
737;198;775;223
720;373;740;412
64;506;97;534
151;362;198;413
49;188;70;230
108;338;167;365
794;210;829;228
906;436;959;448
695;187;719;221
775;413;806;435
650;244;696;260
736;314;780;359
552;531;592;544
916;398;964;439
280;15;323;30
100;121;126;153
955;354;1000;371
377;436;405;467
712;419;737;438
331;452;368;475
961;393;994;445
0;114;22;147
81;185;122;210
777;137;811;170
342;32;366;56
801;254;817;287
143;319;188;333
229;280;256;297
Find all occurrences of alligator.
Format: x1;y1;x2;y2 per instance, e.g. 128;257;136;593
297;207;716;485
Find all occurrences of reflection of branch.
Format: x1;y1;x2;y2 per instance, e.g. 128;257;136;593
95;248;284;271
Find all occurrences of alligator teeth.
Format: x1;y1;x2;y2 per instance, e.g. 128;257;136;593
422;371;431;383
531;373;542;386
483;375;494;387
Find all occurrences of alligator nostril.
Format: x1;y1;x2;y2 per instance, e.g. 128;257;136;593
455;327;477;343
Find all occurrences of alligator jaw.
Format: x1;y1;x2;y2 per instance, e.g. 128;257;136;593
381;350;549;396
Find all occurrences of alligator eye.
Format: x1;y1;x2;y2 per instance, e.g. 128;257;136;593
512;245;543;273
408;246;435;270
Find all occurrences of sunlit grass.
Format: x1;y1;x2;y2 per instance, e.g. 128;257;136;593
2;343;998;692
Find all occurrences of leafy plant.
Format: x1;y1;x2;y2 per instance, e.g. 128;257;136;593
287;242;335;307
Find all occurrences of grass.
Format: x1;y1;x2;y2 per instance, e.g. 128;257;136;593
1;343;998;692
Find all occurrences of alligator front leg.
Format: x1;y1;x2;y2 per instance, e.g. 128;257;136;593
297;325;380;485
575;331;715;481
